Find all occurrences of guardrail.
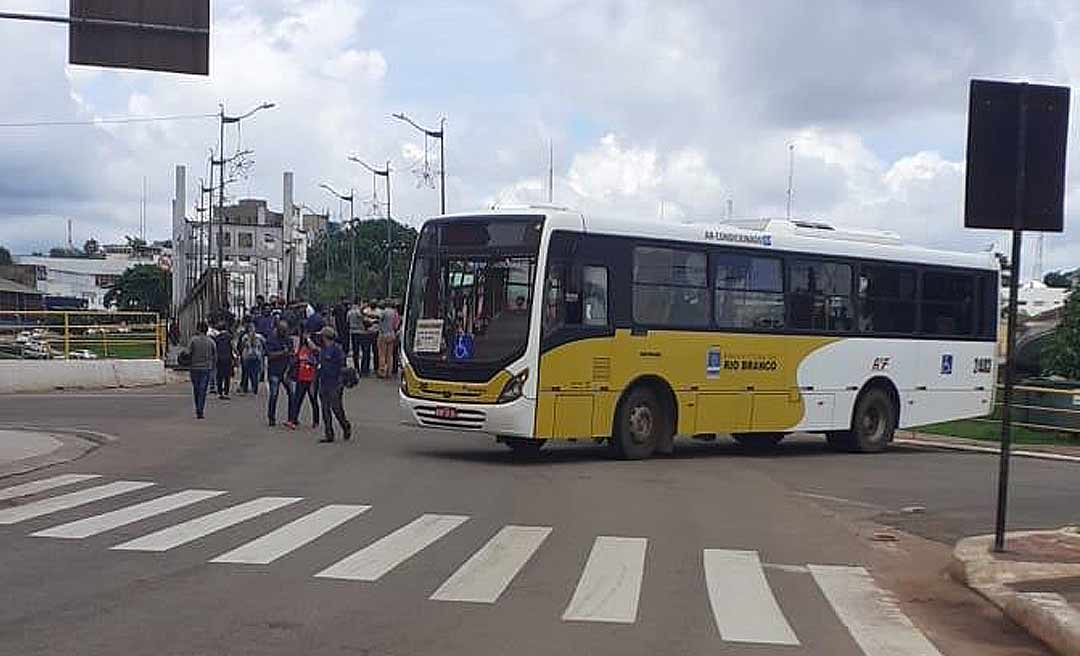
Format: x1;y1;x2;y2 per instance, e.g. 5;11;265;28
972;384;1080;435
0;310;164;361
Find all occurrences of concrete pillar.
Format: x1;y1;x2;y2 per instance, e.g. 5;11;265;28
172;165;187;312
282;171;294;301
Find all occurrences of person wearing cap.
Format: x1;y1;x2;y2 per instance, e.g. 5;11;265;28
317;326;351;443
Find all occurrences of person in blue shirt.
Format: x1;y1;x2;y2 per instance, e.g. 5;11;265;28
264;321;294;427
317;326;350;443
304;304;326;338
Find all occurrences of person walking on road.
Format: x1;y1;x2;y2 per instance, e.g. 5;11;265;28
317;326;350;443
265;320;293;427
213;321;235;400
186;321;215;419
237;323;265;395
376;301;398;379
285;333;320;430
347;299;366;373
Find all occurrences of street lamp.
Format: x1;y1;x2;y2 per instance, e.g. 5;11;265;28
216;102;275;270
348;156;394;298
392;112;445;214
320;183;356;299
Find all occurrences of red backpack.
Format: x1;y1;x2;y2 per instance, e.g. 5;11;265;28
296;346;317;383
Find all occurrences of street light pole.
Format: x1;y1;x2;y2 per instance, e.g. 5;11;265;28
392;112;445;214
320;183;355;300
215;102;276;271
348;157;393;297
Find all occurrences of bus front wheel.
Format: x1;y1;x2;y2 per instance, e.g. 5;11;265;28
612;387;669;460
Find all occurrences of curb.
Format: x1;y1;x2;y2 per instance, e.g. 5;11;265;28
0;426;116;480
951;530;1080;656
896;437;1080;464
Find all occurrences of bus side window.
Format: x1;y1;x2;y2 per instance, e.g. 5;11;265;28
583;266;609;326
543;263;566;335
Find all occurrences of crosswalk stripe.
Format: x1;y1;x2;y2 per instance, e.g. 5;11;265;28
0;481;154;525
703;549;799;645
210;504;370;565
808;564;943;656
31;490;227;539
111;497;302;552
562;536;647;624
0;474;101;502
430;525;552;603
315;513;469;581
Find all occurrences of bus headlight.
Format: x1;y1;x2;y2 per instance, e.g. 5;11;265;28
497;369;529;403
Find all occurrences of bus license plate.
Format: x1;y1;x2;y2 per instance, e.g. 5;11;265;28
435;406;457;419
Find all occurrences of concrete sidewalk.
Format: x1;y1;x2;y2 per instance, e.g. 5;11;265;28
0;428;101;479
897;429;1080;461
953;528;1080;656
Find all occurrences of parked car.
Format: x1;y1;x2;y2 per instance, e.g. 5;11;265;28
68;349;99;360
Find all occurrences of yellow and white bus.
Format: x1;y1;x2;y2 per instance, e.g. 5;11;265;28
399;206;999;459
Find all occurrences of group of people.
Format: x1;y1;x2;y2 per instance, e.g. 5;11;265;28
183;295;402;444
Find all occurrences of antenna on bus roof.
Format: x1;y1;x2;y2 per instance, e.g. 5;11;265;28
785;143;795;219
547;140;554;203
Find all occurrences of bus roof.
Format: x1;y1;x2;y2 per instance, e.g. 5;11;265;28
431;206;999;271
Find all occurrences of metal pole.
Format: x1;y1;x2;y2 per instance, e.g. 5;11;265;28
993;83;1029;553
439;118;446;215
217;106;226;272
386;161;392;298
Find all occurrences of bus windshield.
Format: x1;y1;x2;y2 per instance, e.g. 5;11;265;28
405;217;542;369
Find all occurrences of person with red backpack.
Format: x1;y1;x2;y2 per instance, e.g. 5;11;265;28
284;333;320;430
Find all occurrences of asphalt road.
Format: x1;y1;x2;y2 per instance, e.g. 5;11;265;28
0;380;1068;656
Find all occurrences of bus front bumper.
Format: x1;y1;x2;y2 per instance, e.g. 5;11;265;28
399;392;536;438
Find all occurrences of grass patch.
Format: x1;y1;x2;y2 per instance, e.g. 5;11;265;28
916;419;1077;445
84;342;158;359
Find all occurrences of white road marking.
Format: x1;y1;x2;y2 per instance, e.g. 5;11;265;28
111;497;301;552
32;490;227;539
562;536;647;624
0;480;154;525
0;474;101;502
809;564;943;656
315;513;469;581
210;504;370;565
430;525;552;603
704;549;800;645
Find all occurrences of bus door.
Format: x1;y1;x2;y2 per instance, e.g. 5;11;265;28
537;235;614;438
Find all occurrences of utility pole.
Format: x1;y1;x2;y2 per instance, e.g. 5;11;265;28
548;140;554;203
392;113;445;214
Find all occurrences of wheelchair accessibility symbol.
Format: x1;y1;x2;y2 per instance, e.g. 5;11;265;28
453;334;475;360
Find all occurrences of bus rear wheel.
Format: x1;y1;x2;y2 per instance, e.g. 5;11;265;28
829;388;896;453
612;387;669;460
731;432;786;449
503;437;546;458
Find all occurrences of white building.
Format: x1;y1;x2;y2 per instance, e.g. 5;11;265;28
1013;280;1069;317
172;168;309;314
14;255;158;310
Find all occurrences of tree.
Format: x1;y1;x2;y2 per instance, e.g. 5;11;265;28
1044;270;1073;289
0;245;12;266
104;264;171;315
83;238;101;257
299;218;417;304
49;246;86;258
1043;289;1080;379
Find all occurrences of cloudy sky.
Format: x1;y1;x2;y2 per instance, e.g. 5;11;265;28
1;0;1078;278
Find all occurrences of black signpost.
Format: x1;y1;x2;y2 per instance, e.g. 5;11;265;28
964;79;1070;552
0;0;209;75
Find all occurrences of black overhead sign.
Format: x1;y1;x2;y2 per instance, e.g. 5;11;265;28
964;79;1069;232
69;0;209;76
